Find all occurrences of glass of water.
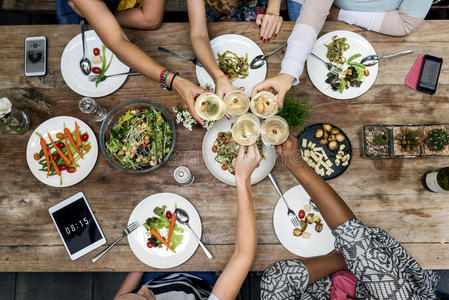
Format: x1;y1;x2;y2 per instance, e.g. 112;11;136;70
0;98;30;134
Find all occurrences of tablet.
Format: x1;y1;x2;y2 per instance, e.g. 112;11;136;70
48;192;106;260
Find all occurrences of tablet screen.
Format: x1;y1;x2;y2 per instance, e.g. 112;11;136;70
51;197;102;255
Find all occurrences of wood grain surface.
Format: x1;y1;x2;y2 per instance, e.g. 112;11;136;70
0;21;448;271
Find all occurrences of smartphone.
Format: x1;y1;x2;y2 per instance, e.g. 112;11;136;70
24;36;46;76
417;54;443;95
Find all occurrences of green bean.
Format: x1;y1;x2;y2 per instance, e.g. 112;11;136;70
347;53;361;65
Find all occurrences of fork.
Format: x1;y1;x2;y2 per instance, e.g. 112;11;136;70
91;221;140;263
309;53;342;74
268;173;301;228
88;71;140;82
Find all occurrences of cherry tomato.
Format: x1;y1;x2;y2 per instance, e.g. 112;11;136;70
67;166;77;173
211;145;218;153
218;132;225;138
147;241;154;248
92;67;101;74
364;69;370;77
33;153;41;160
83;144;91;151
81;133;89;142
56;142;65;149
93;48;100;56
221;165;227;171
58;164;67;171
298;209;305;219
166;211;172;219
52;153;60;161
56;132;65;139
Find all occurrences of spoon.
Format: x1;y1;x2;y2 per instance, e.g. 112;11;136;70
250;42;287;69
174;208;213;259
360;50;413;67
79;20;91;75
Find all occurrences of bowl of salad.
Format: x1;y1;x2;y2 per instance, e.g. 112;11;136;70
99;99;176;173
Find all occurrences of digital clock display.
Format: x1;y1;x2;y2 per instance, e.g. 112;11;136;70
51;198;102;254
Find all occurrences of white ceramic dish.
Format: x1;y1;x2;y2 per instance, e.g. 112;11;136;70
26;116;98;188
273;185;335;257
196;34;267;97
61;30;130;97
202;117;276;186
127;193;201;269
307;30;378;100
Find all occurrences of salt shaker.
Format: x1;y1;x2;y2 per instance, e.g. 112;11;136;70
78;97;107;122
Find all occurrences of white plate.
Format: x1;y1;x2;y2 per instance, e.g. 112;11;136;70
273;185;335;257
307;30;378;100
26;116;98;188
61;30;130;97
195;34;267;97
202;117;276;186
127;193;201;269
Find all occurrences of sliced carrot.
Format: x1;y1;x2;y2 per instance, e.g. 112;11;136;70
166;214;176;251
150;228;175;253
64;124;84;159
50;150;62;185
36;132;50;177
48;133;72;165
64;136;74;162
75;121;82;147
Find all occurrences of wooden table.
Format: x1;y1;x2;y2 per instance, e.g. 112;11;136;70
1;21;449;272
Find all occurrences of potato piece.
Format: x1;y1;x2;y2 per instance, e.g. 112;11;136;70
336;134;345;142
306;213;314;224
315;223;323;233
319;138;329;145
315;129;324;138
313;214;321;224
328;141;338;151
322;124;332;132
328;134;337;142
302;232;311;239
323;132;329;140
300;220;307;232
293;228;303;237
331;128;340;135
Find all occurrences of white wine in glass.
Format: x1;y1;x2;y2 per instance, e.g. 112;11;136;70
195;93;226;121
231;113;261;146
250;91;278;118
261;116;289;145
224;90;250;117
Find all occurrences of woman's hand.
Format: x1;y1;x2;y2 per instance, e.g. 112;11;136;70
215;74;238;99
275;134;306;169
251;73;294;107
256;14;283;42
235;143;262;182
173;77;207;126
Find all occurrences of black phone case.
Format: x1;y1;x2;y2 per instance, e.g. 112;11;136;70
416;54;443;95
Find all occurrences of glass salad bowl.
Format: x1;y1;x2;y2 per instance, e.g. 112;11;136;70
99;99;176;173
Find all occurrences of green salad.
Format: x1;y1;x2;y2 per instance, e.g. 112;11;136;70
105;108;172;170
144;205;184;250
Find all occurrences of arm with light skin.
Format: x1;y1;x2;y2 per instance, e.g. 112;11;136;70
114;0;165;30
187;0;236;99
211;144;261;300
69;0;206;124
114;272;156;300
256;0;283;42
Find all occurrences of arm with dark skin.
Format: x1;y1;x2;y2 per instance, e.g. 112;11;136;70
69;0;206;123
275;134;353;284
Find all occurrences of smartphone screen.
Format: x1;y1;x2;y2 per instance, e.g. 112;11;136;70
25;37;46;76
417;55;443;94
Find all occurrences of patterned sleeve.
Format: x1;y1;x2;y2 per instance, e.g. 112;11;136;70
333;219;439;299
208;293;220;300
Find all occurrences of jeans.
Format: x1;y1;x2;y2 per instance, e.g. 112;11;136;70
55;0;81;24
287;0;303;21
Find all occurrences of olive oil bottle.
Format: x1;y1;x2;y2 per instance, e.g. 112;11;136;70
422;167;449;192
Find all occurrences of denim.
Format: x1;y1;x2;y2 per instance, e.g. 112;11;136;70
287;0;303;21
55;0;82;24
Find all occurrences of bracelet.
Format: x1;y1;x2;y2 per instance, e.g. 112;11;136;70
159;68;167;83
169;72;179;91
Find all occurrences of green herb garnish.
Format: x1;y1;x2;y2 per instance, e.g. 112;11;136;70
95;45;114;87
